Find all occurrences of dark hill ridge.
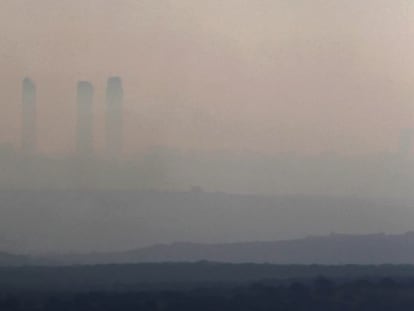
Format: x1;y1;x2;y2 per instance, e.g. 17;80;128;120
47;232;414;265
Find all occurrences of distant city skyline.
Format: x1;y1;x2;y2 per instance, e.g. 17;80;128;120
20;77;125;159
14;76;414;159
1;1;414;156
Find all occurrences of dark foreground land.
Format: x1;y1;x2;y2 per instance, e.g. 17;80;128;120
2;263;414;310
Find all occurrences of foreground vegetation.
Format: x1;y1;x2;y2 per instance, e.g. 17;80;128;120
1;277;414;310
1;263;414;309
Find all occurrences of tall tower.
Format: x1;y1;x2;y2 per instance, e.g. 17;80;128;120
399;128;414;156
105;77;123;159
76;81;94;158
21;78;37;155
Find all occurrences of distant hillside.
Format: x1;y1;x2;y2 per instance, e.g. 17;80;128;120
0;252;30;266
2;190;414;253
49;232;414;265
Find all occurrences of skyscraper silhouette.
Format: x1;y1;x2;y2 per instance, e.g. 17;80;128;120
21;78;37;155
76;81;94;158
105;77;123;159
399;128;414;156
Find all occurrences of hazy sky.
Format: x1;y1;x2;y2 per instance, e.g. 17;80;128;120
1;0;414;156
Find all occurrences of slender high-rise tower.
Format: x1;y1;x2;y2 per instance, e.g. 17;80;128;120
105;77;123;159
21;78;37;155
399;128;414;156
76;81;94;158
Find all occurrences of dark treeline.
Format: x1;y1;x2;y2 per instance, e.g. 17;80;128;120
4;263;414;291
2;277;414;310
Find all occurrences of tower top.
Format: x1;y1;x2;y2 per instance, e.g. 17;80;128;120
77;81;93;90
22;77;35;89
108;76;122;85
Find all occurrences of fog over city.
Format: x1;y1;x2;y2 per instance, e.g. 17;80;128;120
1;0;414;254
